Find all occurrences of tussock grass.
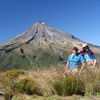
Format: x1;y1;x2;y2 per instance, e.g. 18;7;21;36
79;66;100;95
4;89;14;100
0;64;100;99
15;78;37;95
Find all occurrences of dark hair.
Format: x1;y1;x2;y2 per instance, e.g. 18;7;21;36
72;47;78;52
83;46;89;52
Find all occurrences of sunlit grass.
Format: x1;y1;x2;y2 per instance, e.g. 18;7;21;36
0;64;100;100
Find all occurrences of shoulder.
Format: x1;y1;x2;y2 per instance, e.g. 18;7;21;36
78;54;84;61
76;53;82;56
77;53;83;58
75;53;83;59
79;50;83;53
67;54;72;61
69;53;72;56
84;53;90;59
90;49;94;54
68;54;72;59
68;54;72;57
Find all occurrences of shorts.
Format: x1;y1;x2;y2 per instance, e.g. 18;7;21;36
71;68;78;74
68;67;78;75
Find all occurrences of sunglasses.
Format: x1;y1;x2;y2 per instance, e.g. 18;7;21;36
83;46;89;51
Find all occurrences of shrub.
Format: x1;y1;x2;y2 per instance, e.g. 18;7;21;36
15;78;37;95
75;79;85;96
93;83;100;95
15;78;27;93
63;76;77;96
63;76;85;96
4;90;14;100
25;79;37;95
0;69;25;93
53;81;63;95
80;68;100;95
53;75;85;96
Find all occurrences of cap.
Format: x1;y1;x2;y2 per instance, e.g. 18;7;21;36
82;43;88;48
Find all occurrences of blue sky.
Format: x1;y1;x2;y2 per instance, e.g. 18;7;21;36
0;0;100;46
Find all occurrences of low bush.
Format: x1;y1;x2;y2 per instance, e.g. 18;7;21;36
15;78;37;95
4;89;14;100
53;75;85;96
5;69;25;80
15;78;27;93
53;81;63;95
25;79;37;95
92;83;100;95
80;68;100;95
75;79;85;96
63;76;78;96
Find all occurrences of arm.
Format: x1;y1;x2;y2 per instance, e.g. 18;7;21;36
79;54;85;73
64;61;69;74
79;62;85;73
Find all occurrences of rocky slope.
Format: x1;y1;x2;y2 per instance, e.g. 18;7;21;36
0;22;100;70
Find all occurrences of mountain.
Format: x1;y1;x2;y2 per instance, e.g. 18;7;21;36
0;22;100;70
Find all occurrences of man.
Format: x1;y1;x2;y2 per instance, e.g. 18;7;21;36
64;47;85;76
79;43;96;67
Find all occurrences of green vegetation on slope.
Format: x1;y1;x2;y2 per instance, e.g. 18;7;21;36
0;48;70;70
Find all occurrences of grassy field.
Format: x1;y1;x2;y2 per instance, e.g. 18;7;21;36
0;64;100;100
11;94;100;100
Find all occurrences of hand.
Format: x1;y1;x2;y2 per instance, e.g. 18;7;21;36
64;70;67;74
63;71;67;78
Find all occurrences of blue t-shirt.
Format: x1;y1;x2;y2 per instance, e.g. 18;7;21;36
67;53;84;69
84;53;95;61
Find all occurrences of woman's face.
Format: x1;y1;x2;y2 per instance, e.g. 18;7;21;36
83;46;89;52
72;50;77;54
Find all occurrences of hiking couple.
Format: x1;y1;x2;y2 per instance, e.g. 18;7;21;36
64;44;96;76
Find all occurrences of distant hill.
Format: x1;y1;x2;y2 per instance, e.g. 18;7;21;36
0;22;100;70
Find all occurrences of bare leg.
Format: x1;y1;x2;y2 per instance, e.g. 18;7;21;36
71;68;79;77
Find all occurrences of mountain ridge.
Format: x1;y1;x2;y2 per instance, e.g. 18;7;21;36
1;22;100;52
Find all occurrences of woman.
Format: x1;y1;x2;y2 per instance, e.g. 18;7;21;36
80;43;96;67
64;47;85;76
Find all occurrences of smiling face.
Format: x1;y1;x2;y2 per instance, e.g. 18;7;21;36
83;46;89;52
72;49;77;54
72;47;78;54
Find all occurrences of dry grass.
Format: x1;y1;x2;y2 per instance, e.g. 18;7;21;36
79;66;100;95
0;65;64;95
25;66;64;95
0;64;100;99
